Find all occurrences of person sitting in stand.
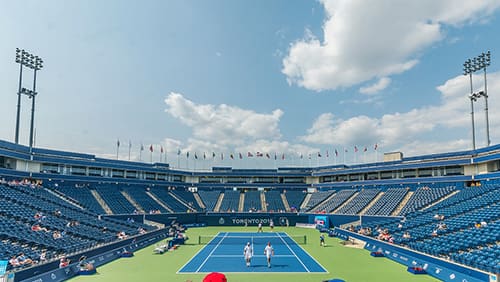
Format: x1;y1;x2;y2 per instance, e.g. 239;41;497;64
9;255;20;268
17;253;33;265
59;257;70;268
78;255;94;271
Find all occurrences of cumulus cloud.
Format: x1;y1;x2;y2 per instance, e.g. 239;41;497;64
282;0;500;92
359;77;391;95
165;92;283;148
301;71;500;155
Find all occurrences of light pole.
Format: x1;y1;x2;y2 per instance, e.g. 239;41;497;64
474;51;491;146
463;59;477;150
464;51;492;149
14;48;43;150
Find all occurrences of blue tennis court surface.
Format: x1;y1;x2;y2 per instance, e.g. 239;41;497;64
178;232;327;273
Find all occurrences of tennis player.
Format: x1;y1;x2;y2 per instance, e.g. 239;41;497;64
264;242;274;268
243;242;253;267
257;222;263;233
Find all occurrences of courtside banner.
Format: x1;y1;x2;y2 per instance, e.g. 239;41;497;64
0;260;8;275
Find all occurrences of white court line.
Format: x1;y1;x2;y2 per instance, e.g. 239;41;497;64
210;254;296;258
195;232;228;273
177;232;222;274
276;232;310;272
284;232;329;273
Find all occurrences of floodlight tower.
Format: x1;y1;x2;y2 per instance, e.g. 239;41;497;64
474;51;491;146
463;59;478;150
14;48;43;150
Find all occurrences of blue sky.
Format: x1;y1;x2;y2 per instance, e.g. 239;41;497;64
1;0;500;169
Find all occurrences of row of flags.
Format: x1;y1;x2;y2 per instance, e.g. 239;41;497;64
117;139;379;161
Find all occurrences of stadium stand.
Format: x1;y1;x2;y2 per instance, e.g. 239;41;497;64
170;189;202;211
283;190;306;212
218;190;240;212
314;189;356;213
304;190;335;212
198;190;221;212
264;190;286;212
364;187;409;215
243;190;261;212
336;189;380;215
149;187;190;212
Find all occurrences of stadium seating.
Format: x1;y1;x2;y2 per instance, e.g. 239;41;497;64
0;183;157;271
264;190;286;212
219;190;240;212
283;190;306;212
243;190;261;212
364;188;408;215
198;190;221;212
336;189;380;214
314;189;356;213
304;190;335;212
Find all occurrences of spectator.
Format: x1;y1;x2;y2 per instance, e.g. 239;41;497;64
17;253;33;265
39;251;47;263
59;257;70;268
9;255;20;268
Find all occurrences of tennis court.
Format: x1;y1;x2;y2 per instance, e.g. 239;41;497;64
178;232;327;273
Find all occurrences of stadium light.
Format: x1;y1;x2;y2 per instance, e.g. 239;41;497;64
463;51;492;149
14;48;43;151
463;58;477;150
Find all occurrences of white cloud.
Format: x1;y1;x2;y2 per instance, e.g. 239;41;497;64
359;77;391;95
283;0;500;91
165;92;284;148
301;71;500;155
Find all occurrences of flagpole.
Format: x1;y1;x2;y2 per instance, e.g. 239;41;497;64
343;148;346;164
128;141;131;161
116;139;120;160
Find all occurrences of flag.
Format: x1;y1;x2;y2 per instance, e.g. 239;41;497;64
141;144;144;151
203;152;206;159
308;153;311;159
281;153;285;160
186;152;190;158
335;149;338;156
364;147;367;152
374;143;378;150
266;153;270;158
326;150;329;158
161;146;164;153
317;152;322;157
239;153;243;159
149;145;153;152
256;152;263;157
194;153;198;159
300;154;303;159
230;154;234;159
212;152;216;158
117;139;120;147
354;146;358;153
274;153;277;160
344;148;348;152
221;153;224;160
177;149;181;155
248;152;254;157
128;140;132;149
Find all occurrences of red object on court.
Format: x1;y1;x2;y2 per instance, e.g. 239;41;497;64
203;272;227;282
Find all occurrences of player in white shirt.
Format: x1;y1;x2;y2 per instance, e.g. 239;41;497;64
243;242;253;267
269;219;274;230
257;222;263;233
264;242;274;268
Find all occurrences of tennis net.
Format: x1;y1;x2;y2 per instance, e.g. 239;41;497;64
198;235;307;245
